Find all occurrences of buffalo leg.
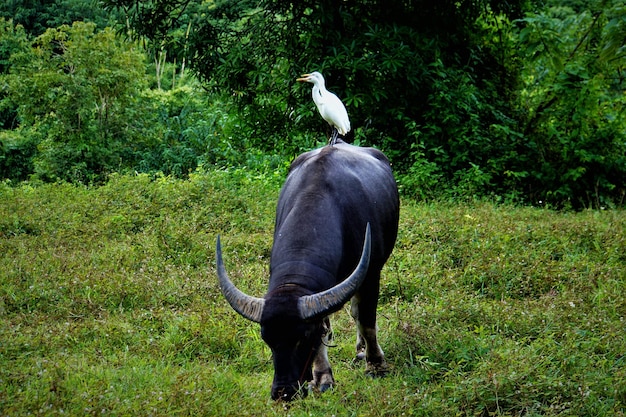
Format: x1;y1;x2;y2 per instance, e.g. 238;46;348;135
312;317;334;392
350;275;388;375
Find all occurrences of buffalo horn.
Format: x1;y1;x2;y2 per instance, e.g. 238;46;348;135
298;223;371;321
216;235;265;323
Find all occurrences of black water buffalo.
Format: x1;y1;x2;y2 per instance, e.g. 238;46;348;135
216;140;399;401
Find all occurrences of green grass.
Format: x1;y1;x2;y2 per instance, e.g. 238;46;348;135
1;172;625;416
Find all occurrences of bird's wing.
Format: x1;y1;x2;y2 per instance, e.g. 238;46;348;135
323;94;350;135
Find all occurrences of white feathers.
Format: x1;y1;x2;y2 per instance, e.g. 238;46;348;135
297;72;350;143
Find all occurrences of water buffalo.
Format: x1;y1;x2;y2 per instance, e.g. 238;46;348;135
216;140;399;401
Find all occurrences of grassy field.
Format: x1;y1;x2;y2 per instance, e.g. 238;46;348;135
1;171;625;416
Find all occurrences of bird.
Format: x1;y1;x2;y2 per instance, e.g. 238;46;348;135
297;72;350;146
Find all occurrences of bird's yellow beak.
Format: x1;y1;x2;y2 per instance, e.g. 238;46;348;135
296;74;311;82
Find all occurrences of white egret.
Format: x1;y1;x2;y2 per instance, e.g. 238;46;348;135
297;72;350;145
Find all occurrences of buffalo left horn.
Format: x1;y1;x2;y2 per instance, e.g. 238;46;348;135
298;223;371;321
216;235;265;323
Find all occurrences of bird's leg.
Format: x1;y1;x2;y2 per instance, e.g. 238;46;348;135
329;128;339;146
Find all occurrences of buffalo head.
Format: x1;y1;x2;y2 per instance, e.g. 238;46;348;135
216;224;371;400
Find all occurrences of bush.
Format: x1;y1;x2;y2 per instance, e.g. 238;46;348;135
0;130;36;181
2;22;148;183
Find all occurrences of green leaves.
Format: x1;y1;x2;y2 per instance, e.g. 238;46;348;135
600;3;626;62
2;22;149;182
516;2;626;208
1;1;625;206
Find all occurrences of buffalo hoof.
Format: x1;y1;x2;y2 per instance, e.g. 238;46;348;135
308;381;333;394
365;361;389;378
355;348;366;361
318;383;333;393
312;369;334;394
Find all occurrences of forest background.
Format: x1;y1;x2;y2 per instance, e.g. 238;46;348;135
0;0;624;209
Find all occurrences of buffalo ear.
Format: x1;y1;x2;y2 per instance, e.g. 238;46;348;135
216;235;265;323
297;223;371;321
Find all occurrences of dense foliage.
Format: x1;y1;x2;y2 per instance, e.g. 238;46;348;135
1;0;625;207
102;0;626;208
2;22;149;183
0;18;260;183
0;0;116;36
516;2;626;208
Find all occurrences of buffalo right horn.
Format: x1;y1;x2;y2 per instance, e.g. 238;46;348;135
298;223;371;321
216;235;265;323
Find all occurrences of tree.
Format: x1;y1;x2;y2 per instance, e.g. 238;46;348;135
105;0;528;159
3;21;148;182
0;0;116;36
0;19;32;180
0;18;29;129
104;0;626;207
516;0;626;207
